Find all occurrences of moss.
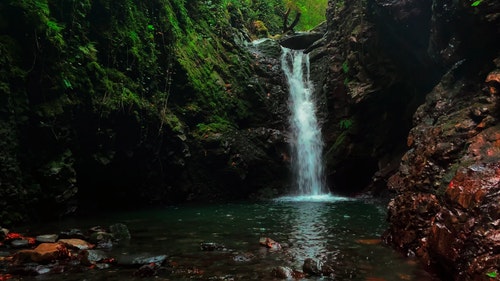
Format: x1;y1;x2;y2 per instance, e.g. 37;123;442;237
252;20;269;38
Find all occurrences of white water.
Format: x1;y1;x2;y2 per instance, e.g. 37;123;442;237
281;47;327;196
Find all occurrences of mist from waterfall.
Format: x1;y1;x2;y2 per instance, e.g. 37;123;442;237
281;47;327;196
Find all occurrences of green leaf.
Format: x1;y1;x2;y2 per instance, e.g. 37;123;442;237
471;0;482;7
147;24;155;31
486;271;497;278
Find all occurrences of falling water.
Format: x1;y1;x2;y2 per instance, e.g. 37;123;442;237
281;47;326;196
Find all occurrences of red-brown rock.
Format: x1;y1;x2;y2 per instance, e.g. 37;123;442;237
14;243;69;264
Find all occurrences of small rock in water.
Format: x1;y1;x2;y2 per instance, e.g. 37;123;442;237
79;249;109;265
109;223;131;242
59;229;86;240
272;266;294;279
259;237;281;250
116;253;167;266
231;252;254;263
133;263;160;277
10;239;30;248
200;242;226;251
36;234;59;243
58;238;94;250
303;258;322;276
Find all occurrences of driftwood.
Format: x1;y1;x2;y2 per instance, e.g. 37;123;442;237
283;8;301;33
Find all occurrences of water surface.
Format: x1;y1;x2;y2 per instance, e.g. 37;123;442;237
18;198;437;280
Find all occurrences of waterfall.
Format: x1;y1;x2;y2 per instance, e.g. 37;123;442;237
281;47;326;196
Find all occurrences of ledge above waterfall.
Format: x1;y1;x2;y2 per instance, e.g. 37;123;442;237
278;32;324;50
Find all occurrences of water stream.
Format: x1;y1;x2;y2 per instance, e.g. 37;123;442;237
281;47;326;196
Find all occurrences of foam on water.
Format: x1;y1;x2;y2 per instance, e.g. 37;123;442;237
273;193;351;203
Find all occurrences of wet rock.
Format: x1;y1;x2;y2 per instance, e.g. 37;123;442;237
109;223;131;242
272;266;294;279
200;242;226;251
133;262;161;277
58;238;94;250
116;253;167;266
14;243;69;264
279;32;324;50
36;234;58;243
79;249;109;265
302;258;322;276
59;229;87;240
231;252;254;263
259;237;281;250
89;231;113;247
10;239;30;248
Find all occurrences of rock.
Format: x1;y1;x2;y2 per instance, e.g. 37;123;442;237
200;242;226;251
109;223;131;241
36;234;58;243
302;258;322;276
59;229;87;240
79;249;109;265
231;253;254;263
133;263;161;277
10;239;30;248
14;243;69;264
272;266;294;279
58;238;94;250
89;231;114;249
258;237;281;250
116;253;167;266
279;32;324;50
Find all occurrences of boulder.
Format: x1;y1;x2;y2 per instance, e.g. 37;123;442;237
279;32;324;50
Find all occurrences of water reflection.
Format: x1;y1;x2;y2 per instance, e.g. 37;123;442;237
286;201;331;265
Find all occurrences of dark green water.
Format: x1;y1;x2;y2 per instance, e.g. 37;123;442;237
15;197;438;281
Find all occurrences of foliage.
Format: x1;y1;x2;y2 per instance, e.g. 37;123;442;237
486;271;497;278
0;0;306;224
339;118;353;130
285;0;328;30
342;61;350;74
471;0;482;6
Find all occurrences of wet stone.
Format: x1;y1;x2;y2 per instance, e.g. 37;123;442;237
200;242;226;251
10;239;30;248
58;238;94;250
36;234;58;243
272;266;294;279
79;249;109;265
109;223;131;242
116;253;167;266
303;258;322;276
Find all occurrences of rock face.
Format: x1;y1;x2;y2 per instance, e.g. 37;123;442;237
385;64;500;280
320;0;500;279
